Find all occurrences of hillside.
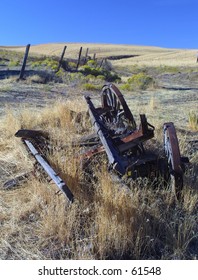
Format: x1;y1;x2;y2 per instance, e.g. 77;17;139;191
1;43;197;67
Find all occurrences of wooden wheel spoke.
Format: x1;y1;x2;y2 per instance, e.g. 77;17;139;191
101;84;136;129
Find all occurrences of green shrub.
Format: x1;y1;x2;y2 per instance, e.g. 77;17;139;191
87;59;97;67
127;72;154;90
83;83;101;90
80;65;121;82
86;74;96;81
31;57;58;71
31;61;43;68
120;83;131;91
68;61;77;69
80;65;100;76
97;75;105;80
55;69;65;78
43;58;58;71
8;59;20;67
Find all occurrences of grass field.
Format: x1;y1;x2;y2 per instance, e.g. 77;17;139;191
2;43;197;67
0;43;197;259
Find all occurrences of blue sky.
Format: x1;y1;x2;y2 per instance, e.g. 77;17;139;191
0;0;197;49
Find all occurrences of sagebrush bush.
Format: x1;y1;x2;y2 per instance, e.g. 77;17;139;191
86;59;97;67
31;57;58;71
8;59;20;67
80;64;121;82
83;83;100;90
127;72;154;90
68;61;77;69
120;83;131;91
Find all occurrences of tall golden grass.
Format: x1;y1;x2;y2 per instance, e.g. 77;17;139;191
0;97;197;260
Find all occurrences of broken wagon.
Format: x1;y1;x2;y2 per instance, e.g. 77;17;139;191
15;83;189;201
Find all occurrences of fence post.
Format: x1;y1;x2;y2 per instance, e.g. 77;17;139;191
56;45;67;72
93;53;96;61
18;44;30;80
84;48;89;63
99;58;104;68
76;46;83;70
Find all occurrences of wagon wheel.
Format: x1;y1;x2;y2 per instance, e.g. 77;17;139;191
101;84;136;129
163;122;183;199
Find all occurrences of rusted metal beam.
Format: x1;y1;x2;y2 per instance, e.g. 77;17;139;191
84;95;127;175
118;115;154;152
24;139;74;203
78;114;154;158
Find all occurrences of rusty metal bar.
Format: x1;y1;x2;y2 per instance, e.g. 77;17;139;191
24;139;74;202
84;95;127;175
78;145;105;161
118;115;154;152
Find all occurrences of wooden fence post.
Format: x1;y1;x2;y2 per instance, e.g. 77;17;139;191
18;44;30;80
99;58;104;68
93;53;96;61
56;45;67;72
85;48;89;63
76;46;83;70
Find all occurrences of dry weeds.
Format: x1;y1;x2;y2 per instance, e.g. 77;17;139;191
0;96;197;260
0;44;198;260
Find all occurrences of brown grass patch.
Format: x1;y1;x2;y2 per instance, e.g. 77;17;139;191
0;85;198;260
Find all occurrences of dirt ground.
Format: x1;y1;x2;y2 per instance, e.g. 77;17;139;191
0;69;198;123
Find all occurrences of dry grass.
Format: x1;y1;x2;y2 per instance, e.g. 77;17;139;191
1;43;197;67
188;111;198;131
0;95;198;260
0;43;197;259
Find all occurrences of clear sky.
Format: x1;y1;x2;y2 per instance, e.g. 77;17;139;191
0;0;197;49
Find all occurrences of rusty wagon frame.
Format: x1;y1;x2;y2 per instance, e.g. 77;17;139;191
15;83;189;202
